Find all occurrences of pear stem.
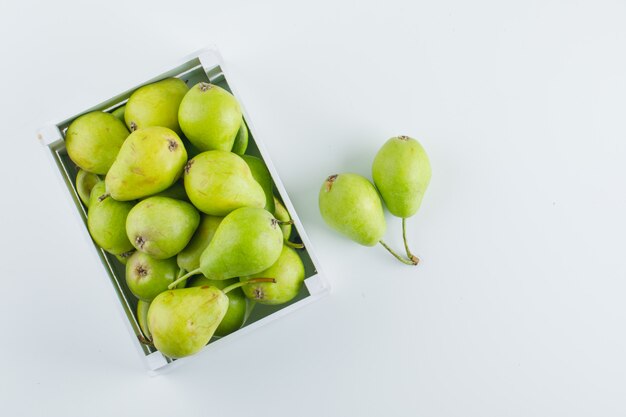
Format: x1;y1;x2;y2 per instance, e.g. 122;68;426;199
285;240;305;249
276;219;293;225
137;334;153;346
379;240;417;266
222;278;276;294
168;268;201;290
402;218;420;265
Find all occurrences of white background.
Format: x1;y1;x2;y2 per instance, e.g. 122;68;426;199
1;0;625;416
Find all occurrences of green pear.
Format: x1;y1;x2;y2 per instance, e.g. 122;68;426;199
274;197;304;249
241;155;275;214
241;245;304;305
142;180;189;202
76;169;101;207
372;136;431;218
178;82;242;152
125;251;179;301
105;126;187;201
181;137;202;159
168;207;283;287
184;151;265;216
126;196;200;259
137;300;151;340
318;173;386;246
231;118;248;155
148;286;229;358
177;215;223;272
273;197;292;240
372;136;431;264
111;105;125;121
125;78;188;133
115;250;134;265
188;276;246;337
65;111;129;175
149;278;274;358
87;182;135;255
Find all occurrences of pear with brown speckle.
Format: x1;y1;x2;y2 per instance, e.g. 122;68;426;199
105;127;187;201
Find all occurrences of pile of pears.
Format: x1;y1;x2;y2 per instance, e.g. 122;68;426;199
319;136;431;265
67;78;307;359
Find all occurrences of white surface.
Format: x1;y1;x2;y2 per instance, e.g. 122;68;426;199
1;0;625;416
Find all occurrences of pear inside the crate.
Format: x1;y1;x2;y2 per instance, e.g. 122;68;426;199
178;82;242;152
65;111;129;175
125;78;189;133
76;169;101;207
183;150;265;216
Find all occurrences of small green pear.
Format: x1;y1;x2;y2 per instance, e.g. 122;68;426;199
126;196;200;259
148;286;229;358
184;151;265;216
142;180;189;202
273;197;292;240
168;207;283;287
87;182;135;255
241;155;275;214
372;136;431;218
274;197;304;249
177;215;223;272
188;276;246;337
181;136;202;159
65;111;129;175
125;251;179;301
115;250;134;265
319;173;386;246
111;105;126;121
105;126;187;201
231;118;248;155
125;78;189;133
241;246;305;305
137;300;152;340
178;82;242;152
76;169;101;207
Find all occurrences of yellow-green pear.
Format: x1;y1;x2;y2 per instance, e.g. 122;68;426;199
148;278;274;358
188;276;246;337
168;207;283;287
241;155;275;214
65;111;129;175
177;215;223;272
274;196;304;249
126;196;200;259
105;127;187;201
184;151;265;216
87;182;134;255
148;286;229;358
76;169;101;207
141;179;189;202
111;105;125;121
240;245;305;305
372;136;431;264
231;118;248;155
372;136;431;218
178;82;242;152
137;300;151;340
126;251;179;301
124;78;188;133
115;251;134;265
274;197;292;240
318;173;386;247
319;173;413;265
